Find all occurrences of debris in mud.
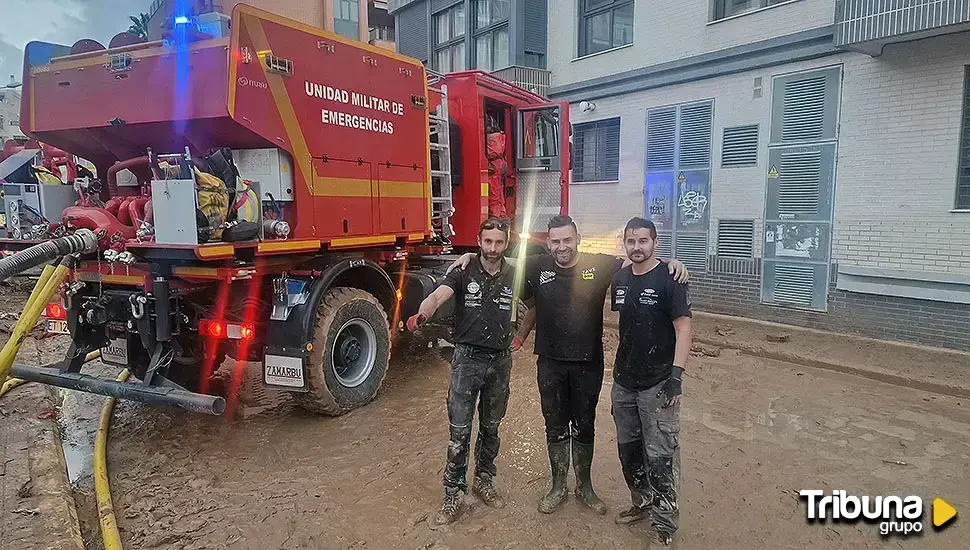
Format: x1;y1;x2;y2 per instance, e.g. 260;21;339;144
37;409;57;419
12;507;39;516
881;459;909;466
17;479;32;498
691;343;721;357
766;333;790;343
715;324;734;336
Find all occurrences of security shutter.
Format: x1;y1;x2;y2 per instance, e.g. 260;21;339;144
763;66;841;312
397;3;430;62
656;231;673;260
716;219;754;258
781;76;826;142
644;101;713;273
524;0;548;55
721;125;759;168
675;234;709;272
646;108;676;171
678;102;713;170
778;150;821;216
772;264;815;307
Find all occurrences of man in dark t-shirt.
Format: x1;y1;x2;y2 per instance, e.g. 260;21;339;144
448;215;690;516
407;218;516;525
610;217;692;547
513;215;689;516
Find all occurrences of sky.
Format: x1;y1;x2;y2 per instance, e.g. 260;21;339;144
0;0;152;85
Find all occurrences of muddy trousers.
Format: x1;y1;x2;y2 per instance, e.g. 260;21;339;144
536;356;605;444
442;344;512;493
611;380;681;535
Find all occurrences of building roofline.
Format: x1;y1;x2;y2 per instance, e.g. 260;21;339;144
549;26;840;102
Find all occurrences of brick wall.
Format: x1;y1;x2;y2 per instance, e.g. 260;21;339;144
833;36;970;273
549;0;834;87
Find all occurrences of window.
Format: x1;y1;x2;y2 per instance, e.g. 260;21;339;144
433;4;466;73
579;0;633;57
475;27;509;71
472;1;510;71
958;66;970;209
333;0;359;40
721;124;759;167
573;118;620;182
713;0;791;21
474;0;510;29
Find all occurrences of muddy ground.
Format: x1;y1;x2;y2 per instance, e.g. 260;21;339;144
2;283;968;549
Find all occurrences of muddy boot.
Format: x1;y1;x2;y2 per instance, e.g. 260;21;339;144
473;473;506;509
572;440;607;515
656;529;678;547
434;487;464;525
615;504;648;525
537;439;570;514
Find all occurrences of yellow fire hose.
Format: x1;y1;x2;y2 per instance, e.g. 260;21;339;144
0;258;73;386
0;260;125;548
95;368;129;550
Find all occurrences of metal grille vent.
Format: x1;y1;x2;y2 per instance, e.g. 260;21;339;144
779;150;821;216
782;76;826;142
773;264;815;307
675;234;708;273
678;103;713;169
656;231;673;261
722;125;759;167
716;219;754;258
646;109;676;171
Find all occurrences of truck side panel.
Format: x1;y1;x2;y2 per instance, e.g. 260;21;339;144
229;5;432;242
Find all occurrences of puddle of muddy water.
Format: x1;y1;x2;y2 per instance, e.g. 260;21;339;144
56;360;119;486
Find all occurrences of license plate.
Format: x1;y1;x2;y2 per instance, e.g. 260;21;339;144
263;354;305;388
45;319;69;335
101;337;129;366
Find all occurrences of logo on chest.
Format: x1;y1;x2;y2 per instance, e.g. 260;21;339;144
582;267;596;280
539;270;556;285
467;281;481;294
639;288;658;306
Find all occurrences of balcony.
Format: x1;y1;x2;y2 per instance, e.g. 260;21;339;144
491;66;552;98
368;26;396;51
835;0;970;54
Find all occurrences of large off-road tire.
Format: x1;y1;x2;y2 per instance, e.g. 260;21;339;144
295;287;391;416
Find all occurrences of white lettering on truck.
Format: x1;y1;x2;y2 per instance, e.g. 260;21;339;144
305;79;402;136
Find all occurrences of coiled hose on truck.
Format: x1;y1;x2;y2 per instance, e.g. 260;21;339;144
0;229;98;282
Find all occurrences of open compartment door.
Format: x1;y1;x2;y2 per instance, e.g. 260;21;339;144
513;102;570;236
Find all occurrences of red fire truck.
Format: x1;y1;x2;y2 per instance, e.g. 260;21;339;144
1;5;569;416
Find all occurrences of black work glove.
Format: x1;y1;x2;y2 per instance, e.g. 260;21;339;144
657;366;684;408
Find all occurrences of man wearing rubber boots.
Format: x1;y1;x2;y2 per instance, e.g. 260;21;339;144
407;218;516;525
610;217;692;546
451;215;689;516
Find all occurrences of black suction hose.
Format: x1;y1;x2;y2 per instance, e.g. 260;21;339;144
0;229;98;282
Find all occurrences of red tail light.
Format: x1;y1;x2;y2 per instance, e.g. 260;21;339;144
45;302;67;320
199;319;255;340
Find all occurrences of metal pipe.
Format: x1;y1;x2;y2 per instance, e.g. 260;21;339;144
9;364;226;415
106;155;149;197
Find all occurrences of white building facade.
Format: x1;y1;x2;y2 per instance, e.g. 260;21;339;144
0;88;24;144
548;0;970;350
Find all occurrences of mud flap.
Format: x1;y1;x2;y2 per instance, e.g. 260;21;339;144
262;346;309;392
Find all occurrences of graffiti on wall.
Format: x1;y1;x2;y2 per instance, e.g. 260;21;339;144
677;189;708;224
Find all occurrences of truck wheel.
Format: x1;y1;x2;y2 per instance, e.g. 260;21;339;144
295;287;391;416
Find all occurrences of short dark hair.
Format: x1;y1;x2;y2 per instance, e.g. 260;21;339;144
624;217;657;240
479;217;510;239
547;214;577;233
